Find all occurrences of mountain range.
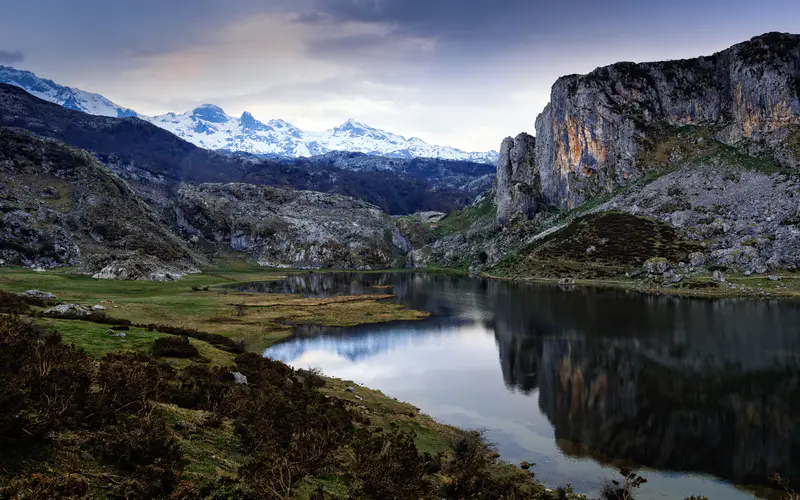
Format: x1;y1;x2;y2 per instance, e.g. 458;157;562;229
0;65;498;164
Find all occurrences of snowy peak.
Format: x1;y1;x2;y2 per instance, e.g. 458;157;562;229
191;104;229;123
0;65;138;119
0;65;499;164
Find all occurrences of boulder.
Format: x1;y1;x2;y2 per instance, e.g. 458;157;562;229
231;372;248;385
688;252;707;268
644;257;670;275
712;270;727;282
45;304;91;318
18;290;57;301
558;278;576;286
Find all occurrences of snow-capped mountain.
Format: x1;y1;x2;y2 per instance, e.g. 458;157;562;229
0;66;138;118
0;65;499;164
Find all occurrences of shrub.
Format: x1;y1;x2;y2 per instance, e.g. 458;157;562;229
0;316;93;444
152;336;200;359
139;323;245;353
600;467;647;500
94;352;177;420
347;430;438;500
0;473;89;499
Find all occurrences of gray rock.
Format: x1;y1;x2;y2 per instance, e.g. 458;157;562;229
713;270;727;282
231;372;248;385
18;289;57;301
92;305;106;311
644;258;671;275
45;304;91;318
92;256;198;281
768;275;781;281
495;133;540;226
106;329;126;338
688;252;707;268
345;386;356;393
558;278;576;285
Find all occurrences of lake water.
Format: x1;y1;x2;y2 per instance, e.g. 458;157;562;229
252;272;800;499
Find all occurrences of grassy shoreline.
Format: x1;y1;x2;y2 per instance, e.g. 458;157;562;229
0;266;567;499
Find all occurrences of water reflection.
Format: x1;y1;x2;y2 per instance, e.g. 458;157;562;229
262;272;800;498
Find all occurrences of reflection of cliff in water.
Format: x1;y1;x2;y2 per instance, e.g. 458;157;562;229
491;287;800;489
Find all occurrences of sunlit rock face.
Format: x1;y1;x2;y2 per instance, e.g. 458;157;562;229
497;32;800;214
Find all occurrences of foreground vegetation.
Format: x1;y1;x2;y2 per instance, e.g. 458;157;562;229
0;268;561;499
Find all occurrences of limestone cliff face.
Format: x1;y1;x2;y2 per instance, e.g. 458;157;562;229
497;32;800;217
494;133;540;225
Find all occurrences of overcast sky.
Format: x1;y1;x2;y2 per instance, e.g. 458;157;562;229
1;0;798;152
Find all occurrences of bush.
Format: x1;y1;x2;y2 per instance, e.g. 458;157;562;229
152;336;200;359
94;352;177;420
139;323;245;353
94;406;185;499
347;430;438;500
0;316;93;444
600;467;647;500
0;473;89;499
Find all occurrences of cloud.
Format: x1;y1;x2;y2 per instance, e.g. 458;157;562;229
0;49;24;64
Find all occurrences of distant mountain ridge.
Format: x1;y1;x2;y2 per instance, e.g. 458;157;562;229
0;65;498;164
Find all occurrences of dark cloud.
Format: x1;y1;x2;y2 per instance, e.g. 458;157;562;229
0;49;24;64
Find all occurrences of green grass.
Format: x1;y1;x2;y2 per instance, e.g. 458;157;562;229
430;198;495;237
39;319;165;358
0;266;428;349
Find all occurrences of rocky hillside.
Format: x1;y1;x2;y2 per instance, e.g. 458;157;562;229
448;32;800;279
176;183;407;270
496;32;800;222
0;127;410;276
0;127;199;279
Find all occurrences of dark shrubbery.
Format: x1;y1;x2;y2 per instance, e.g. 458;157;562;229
347;430;439;500
0;315;566;499
0;316;93;445
139;323;245;353
0;291;53;314
152;336;200;359
0;473;90;499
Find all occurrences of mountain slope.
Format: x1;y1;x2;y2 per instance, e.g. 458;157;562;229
0;127;200;278
0;65;498;163
0;84;483;215
0;66;138;118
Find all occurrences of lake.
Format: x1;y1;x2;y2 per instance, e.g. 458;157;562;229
251;272;800;499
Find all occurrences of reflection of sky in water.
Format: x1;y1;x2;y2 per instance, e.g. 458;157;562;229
267;321;760;499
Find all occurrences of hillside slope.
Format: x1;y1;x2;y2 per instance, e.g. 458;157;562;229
0;127;199;278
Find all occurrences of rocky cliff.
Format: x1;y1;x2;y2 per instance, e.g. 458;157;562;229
496;32;800;217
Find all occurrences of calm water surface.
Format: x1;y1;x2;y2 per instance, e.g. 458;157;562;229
251;273;800;499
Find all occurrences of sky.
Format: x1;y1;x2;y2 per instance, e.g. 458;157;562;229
0;0;798;152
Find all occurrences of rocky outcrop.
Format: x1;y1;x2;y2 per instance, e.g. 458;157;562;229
0;128;200;275
595;164;800;273
176;183;406;270
496;32;800;215
494;133;540;225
